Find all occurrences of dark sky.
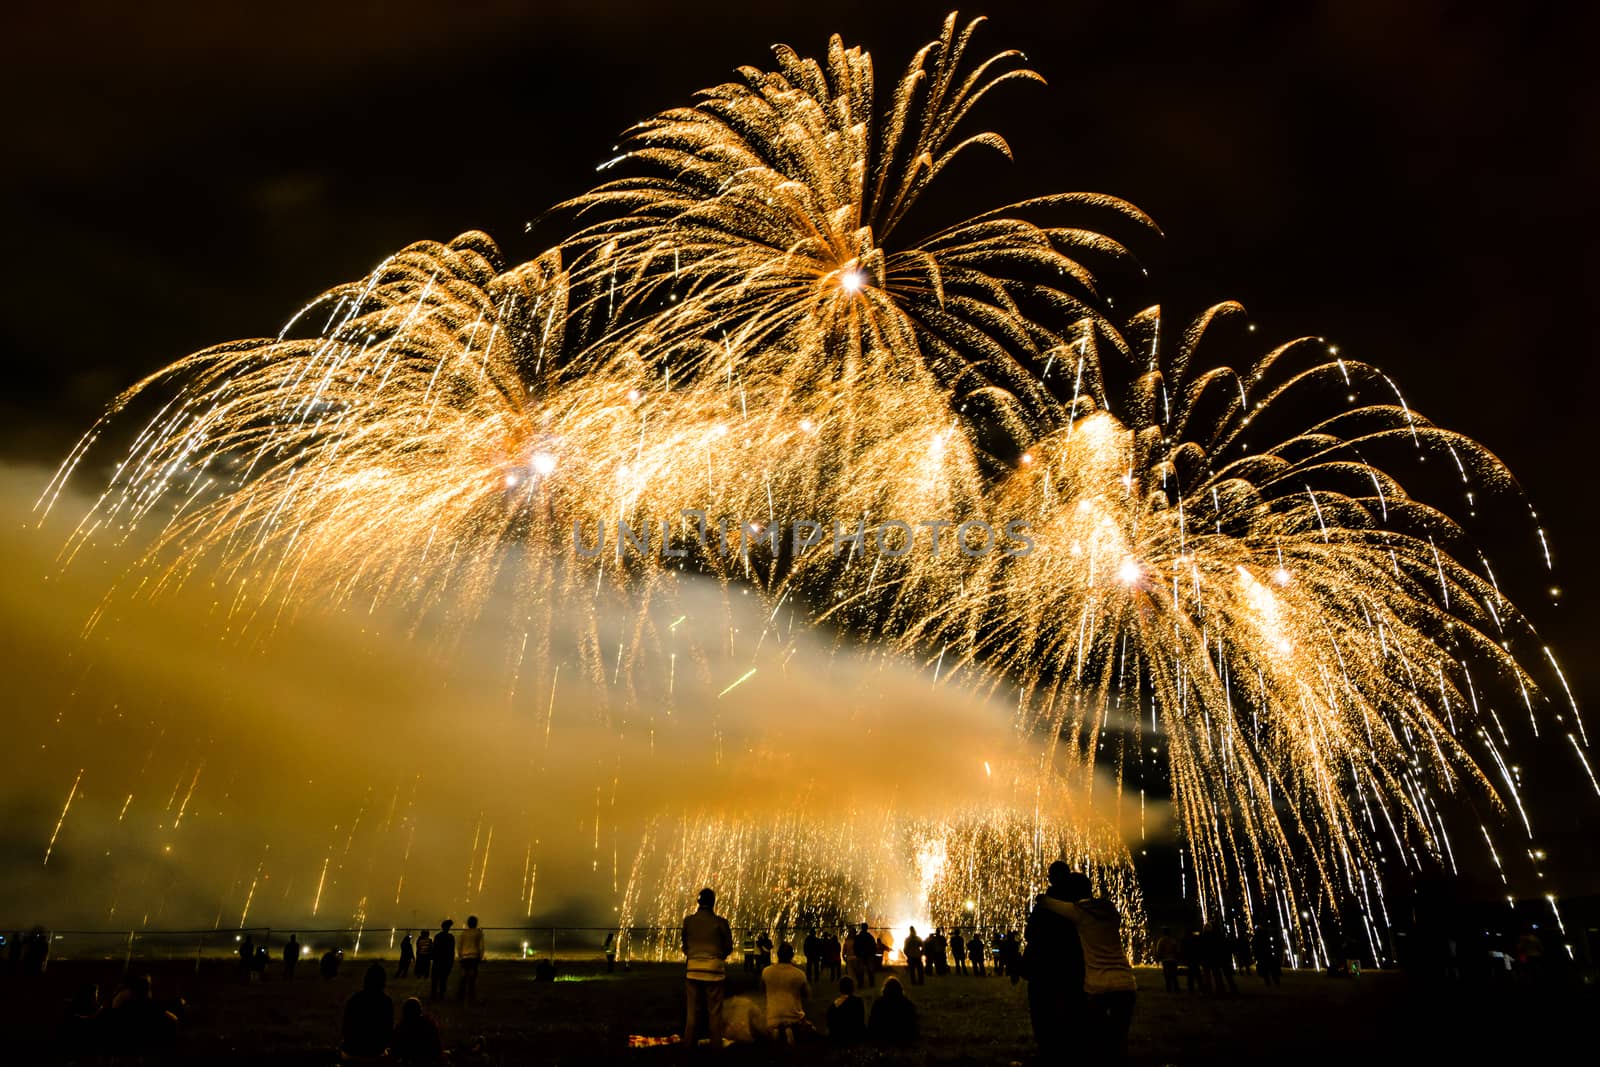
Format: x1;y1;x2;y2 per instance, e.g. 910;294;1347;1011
5;2;1596;876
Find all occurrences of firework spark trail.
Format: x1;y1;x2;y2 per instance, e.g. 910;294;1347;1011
43;769;84;867
37;11;1584;952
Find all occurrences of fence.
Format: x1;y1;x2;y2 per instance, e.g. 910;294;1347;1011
3;925;915;969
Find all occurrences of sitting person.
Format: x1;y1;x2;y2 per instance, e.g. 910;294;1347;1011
341;963;394;1062
391;997;444;1064
825;975;866;1044
867;975;918;1045
59;982;103;1060
321;947;344;979
106;975;179;1057
760;942;811;1043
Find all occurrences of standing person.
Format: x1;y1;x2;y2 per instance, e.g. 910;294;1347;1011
742;929;758;974
1234;927;1255;977
803;929;821;984
20;927;50;976
761;943;811;1044
950;929;967;975
1202;922;1236;993
396;933;414;979
968;931;986;976
924;928;947;977
851;924;877;988
1025;863;1088;1062
1253;927;1281;986
239;935;254;981
605;931;618;973
1181;928;1207;993
825;930;842;982
1001;931;1022;984
1034;876;1138;1064
282;935;300;981
681;888;734;1049
414;929;433;982
456;916;484;1003
903;927;925;986
756;930;774;969
429;920;455;1002
1153;927;1181;993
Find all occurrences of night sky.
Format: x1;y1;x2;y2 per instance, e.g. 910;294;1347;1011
5;2;1596;886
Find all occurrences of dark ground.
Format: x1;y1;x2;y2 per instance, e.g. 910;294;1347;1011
0;959;1590;1065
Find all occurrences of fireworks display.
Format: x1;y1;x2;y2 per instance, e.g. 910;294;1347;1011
24;11;1585;958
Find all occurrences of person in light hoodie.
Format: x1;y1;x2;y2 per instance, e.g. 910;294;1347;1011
1033;872;1137;1063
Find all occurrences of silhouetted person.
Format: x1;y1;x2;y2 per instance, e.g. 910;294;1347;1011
534;957;556;982
1182;928;1206;992
1034;879;1138;1064
903;926;925;985
1154;927;1181;993
456;915;484;1003
803;929;822;983
1201;921;1236;993
605;930;617;973
254;944;270;979
950;930;967;975
761;942;810;1044
415;929;433;980
1516;927;1545;985
826;975;866;1044
1026;863;1089;1061
968;930;986;976
239;934;254;980
925;928;948;976
343;963;394;1061
22;926;50;973
392;996;444;1064
429;920;455;1001
681;887;734;1048
823;930;842;982
867;976;918;1045
756;929;774;969
396;933;414;978
743;929;758;973
59;981;103;1060
107;974;179;1057
1002;931;1022;984
1253;926;1282;986
322;948;344;979
851;924;877;988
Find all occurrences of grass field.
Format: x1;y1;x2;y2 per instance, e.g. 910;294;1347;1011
0;957;1589;1064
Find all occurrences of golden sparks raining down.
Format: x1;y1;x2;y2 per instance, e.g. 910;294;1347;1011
40;11;1583;949
43;768;84;867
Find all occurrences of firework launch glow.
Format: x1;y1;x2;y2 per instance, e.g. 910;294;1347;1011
19;11;1586;959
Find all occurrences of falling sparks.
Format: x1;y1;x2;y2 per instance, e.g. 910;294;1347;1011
31;9;1583;952
716;668;757;699
43;768;83;867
